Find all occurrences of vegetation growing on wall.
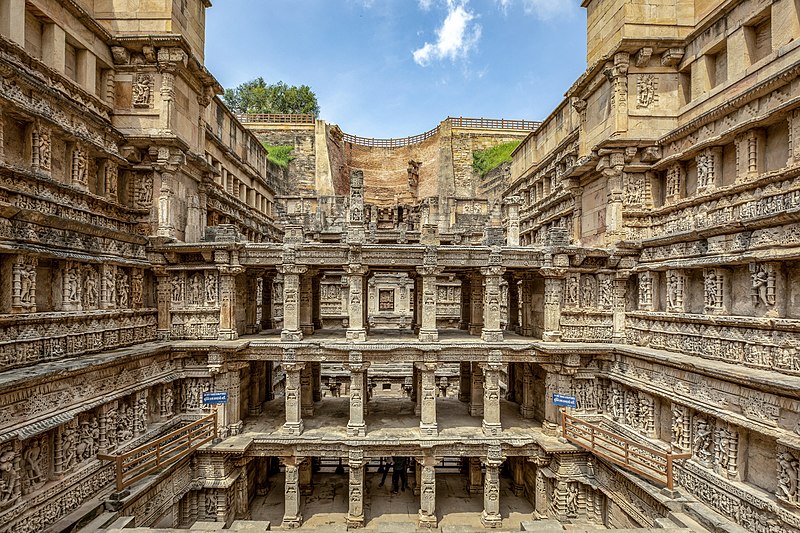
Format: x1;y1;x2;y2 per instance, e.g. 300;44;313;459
262;144;296;168
472;141;521;178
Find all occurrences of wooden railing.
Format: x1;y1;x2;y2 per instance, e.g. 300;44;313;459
562;412;691;490
234;113;315;124
448;116;541;130
98;413;217;491
342;125;441;148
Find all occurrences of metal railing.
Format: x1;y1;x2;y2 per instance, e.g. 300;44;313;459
562;412;691;490
234;113;315;124
98;412;217;491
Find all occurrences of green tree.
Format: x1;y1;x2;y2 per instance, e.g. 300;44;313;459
223;77;320;116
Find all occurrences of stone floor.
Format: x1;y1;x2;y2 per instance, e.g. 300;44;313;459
250;471;537;531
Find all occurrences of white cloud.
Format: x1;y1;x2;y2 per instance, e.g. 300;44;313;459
495;0;577;19
418;0;434;10
413;1;482;66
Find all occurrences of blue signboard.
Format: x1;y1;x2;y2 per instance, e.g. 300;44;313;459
203;391;229;405
552;394;577;408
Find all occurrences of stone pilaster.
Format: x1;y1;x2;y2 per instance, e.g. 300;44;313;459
283;359;304;435
505;196;521;246
735;129;765;182
696;147;723;193
417;266;444;342
346;353;369;437
469;362;484;417
418;362;438;436
418;456;437;528
511;457;525;496
154;267;171;340
348;170;366;244
506;274;519;332
468;271;484;336
541;268;565;342
11;255;36;313
481;451;504;528
281;457;303;528
468;457;483;494
300;364;314;418
345;264;368;341
481;265;505;342
278;264;307;341
219;366;242;436
482;361;502;436
521;363;535;419
600;151;625;244
244;275;259;334
458;361;471;402
611;273;629;342
261;275;274;329
299;271;314;336
156;170;176;238
218;265;243;341
520;276;534;336
347;450;365;528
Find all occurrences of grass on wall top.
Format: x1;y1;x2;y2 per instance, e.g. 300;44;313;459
472;140;521;178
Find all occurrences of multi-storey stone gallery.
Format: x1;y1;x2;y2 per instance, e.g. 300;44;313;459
1;0;800;531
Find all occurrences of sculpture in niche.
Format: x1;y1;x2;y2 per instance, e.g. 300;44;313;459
715;426;738;479
703;269;724;313
189;273;203;305
205;271;218;303
778;449;800;505
104;267;117;306
83;266;99;308
666;270;683;311
76;417;98;463
750;263;776;307
72;145;88;186
37;127;51;171
132;73;154;108
671;405;685;448
136;396;148;434
22;436;46;494
0;447;19;509
13;256;37;311
566;483;579;516
131;269;143;307
581;275;595;307
137;175;153;206
161;386;174;417
638;272;653;310
64;265;80;304
665;163;683;200
105;404;118;450
116;270;129;308
599;277;613;309
693;417;713;464
61;422;76;472
205;491;217;518
565;275;579;307
696;150;716;190
117;402;134;443
171;274;184;302
105;161;118;198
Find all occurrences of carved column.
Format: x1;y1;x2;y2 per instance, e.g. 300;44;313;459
468;457;483;494
481;265;505;341
219;266;242;341
155;268;171;340
459;274;471;330
300;364;314;418
417;266;444;342
348;170;366;244
505;196;521;246
413;363;420;415
261;274;274;329
283;360;304;435
458;361;471;402
469;362;484;417
157;170;176;238
347;354;369;437
468;271;484;335
521;363;535;419
299;271;314;336
600;151;625;244
520;276;534;336
279;264;307;341
511;457;525;496
506;274;519;332
482;362;502;436
541;268;565;341
347;450;365;528
481;450;504;528
418;455;437;528
245;275;259;334
281;457;303;528
219;367;242;436
345;264;368;341
298;458;313;496
542;366;572;434
418;362;438;436
611;273;629;342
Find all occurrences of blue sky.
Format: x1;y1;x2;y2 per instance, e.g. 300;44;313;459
205;0;586;138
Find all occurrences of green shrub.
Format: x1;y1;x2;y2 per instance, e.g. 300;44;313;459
262;144;295;168
472;141;521;178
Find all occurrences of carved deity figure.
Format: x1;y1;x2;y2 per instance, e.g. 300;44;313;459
581;276;595;307
704;270;719;311
778;451;800;505
105;405;118;449
671;405;686;449
697;151;715;190
137;176;153;206
715;427;737;477
636;74;657;108
750;264;775;308
0;448;19;508
132;74;153;107
83;266;98;308
171;274;184;302
65;267;80;303
37;128;51;171
189;273;203;305
61;425;76;471
18;262;35;306
116;270;129;308
666;270;682;311
136;397;148;433
22;437;45;492
104;268;116;305
117;405;134;443
565;276;579;307
161;387;174;417
693;418;713;464
566;483;579;516
599;278;613;309
638;272;653;310
72;146;87;186
76;418;98;462
205;271;218;303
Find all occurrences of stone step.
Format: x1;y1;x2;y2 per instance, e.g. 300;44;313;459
667;511;713;533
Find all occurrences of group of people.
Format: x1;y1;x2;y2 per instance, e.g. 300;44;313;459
377;456;411;494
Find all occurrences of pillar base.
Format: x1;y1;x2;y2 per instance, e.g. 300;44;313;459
521;327;533;337
300;484;313;496
418;329;438;342
301;325;314;335
419;422;438;436
481;329;503;342
512;482;525;497
245;325;259;334
282;515;303;529
520;405;535;419
468;324;483;336
469;405;484;417
249;405;263;416
418;512;437;529
482;421;502;436
282;421;304;435
346;328;367;341
218;329;237;341
281;329;304;341
302;407;314;417
542;331;561;342
481;511;503;528
542;420;559;436
228;421;243;436
346;514;364;529
347;423;366;437
458;393;469;402
468;483;482;495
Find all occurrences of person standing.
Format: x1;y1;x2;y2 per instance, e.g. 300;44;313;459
378;456;392;488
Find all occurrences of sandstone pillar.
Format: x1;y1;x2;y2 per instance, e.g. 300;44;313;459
260;274;274;329
418;456;437;528
347;357;369;437
542;366;571;434
505;196;521;246
600;152;625;244
506;274;519;332
418;362;438;436
612;274;629;342
541;268;565;341
414;459;422;495
481;266;505;342
520;276;534;336
281;457;303;528
0;0;25;47
521;363;535;419
218;368;242;436
482;363;502;436
311;362;322;402
459;275;471;330
250;362;265;416
458;361;471;402
481;458;503;528
244;275;259;334
279;265;307;341
347;450;366;528
300;364;314;418
346;264;368;341
299;458;313;496
511;457;525;496
417;266;444;342
283;362;304;435
155;268;171;340
469;362;484;417
468;271;484;335
299;272;314;336
218;266;242;341
157;170;176;238
468;457;483;494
